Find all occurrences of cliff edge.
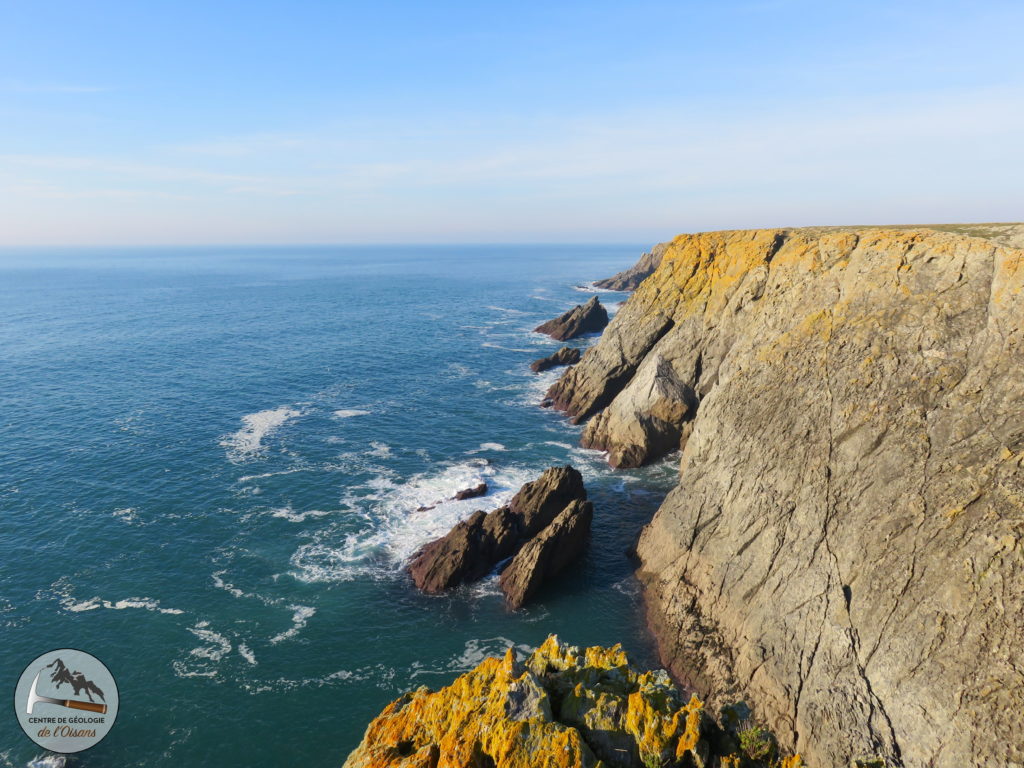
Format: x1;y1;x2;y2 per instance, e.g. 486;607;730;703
548;227;1024;767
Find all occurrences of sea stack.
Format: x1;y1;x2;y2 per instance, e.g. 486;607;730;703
534;296;609;341
407;466;587;595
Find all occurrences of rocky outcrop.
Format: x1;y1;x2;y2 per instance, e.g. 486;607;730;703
593;241;669;291
535;296;609;341
343;635;804;768
408;467;586;594
499;500;593;610
453;483;487;501
547;227;1024;767
530;346;581;373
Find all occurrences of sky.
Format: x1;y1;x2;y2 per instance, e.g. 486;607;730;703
1;0;1022;245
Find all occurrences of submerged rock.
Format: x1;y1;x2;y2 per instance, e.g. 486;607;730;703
535;296;609;341
548;225;1024;767
408;467;586;594
342;635;803;768
499;499;593;610
592;241;669;291
530;346;582;373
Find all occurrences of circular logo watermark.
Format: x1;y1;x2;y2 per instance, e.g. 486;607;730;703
13;649;119;753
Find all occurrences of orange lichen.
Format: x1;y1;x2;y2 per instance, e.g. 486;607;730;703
343;636;800;768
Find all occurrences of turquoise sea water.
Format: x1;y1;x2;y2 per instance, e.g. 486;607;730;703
0;245;678;767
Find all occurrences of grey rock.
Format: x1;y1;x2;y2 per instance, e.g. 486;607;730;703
550;227;1024;768
593;241;669;291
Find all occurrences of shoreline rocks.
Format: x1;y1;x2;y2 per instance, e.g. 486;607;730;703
407;466;587;598
530;345;581;373
499;499;592;610
535;296;609;341
592;241;669;291
546;226;1024;767
342;635;804;768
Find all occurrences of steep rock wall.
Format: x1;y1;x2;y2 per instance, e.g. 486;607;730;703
549;227;1024;767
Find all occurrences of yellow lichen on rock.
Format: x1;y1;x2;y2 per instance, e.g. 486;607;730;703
342;636;799;768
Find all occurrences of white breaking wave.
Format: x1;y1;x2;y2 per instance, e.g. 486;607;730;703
288;460;536;583
187;621;232;661
467;442;507;454
61;595;184;615
221;407;301;461
269;506;331;523
573;281;626;294
173;621;233;679
269;605;316;644
409;636;535;680
333;409;370;419
238;643;257;665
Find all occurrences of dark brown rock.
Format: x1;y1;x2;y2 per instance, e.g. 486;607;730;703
534;296;609;341
507;465;586;537
530;346;581;373
592;241;668;291
499;499;593;610
453;482;487;500
407;511;492;594
408;466;586;594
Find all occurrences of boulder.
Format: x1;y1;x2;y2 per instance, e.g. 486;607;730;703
499;499;593;610
408;466;586;593
534;296;609;341
530;345;581;373
592;241;669;291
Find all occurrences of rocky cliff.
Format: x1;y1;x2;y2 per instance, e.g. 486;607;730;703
343;635;804;768
548;227;1024;767
593;242;670;291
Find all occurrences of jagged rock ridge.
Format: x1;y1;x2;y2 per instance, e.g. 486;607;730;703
530;346;581;373
408;467;590;608
547;227;1024;767
535;296;609;341
592;241;669;291
342;635;804;768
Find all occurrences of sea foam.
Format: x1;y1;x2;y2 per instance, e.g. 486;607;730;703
221;407;301;461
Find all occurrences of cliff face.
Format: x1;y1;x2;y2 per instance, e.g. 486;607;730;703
549;228;1024;767
343;635;803;768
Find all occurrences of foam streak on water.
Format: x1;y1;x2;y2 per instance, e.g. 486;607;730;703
221;407;301;461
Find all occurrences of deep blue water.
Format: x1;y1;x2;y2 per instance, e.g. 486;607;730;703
0;245;677;767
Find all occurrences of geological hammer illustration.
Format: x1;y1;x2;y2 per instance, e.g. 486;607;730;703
26;672;107;714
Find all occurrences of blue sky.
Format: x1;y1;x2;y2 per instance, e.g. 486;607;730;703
1;0;1022;245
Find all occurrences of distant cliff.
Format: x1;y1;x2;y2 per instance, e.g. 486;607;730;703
593;242;670;291
549;226;1024;767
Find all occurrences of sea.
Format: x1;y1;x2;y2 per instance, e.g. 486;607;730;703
0;244;679;767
